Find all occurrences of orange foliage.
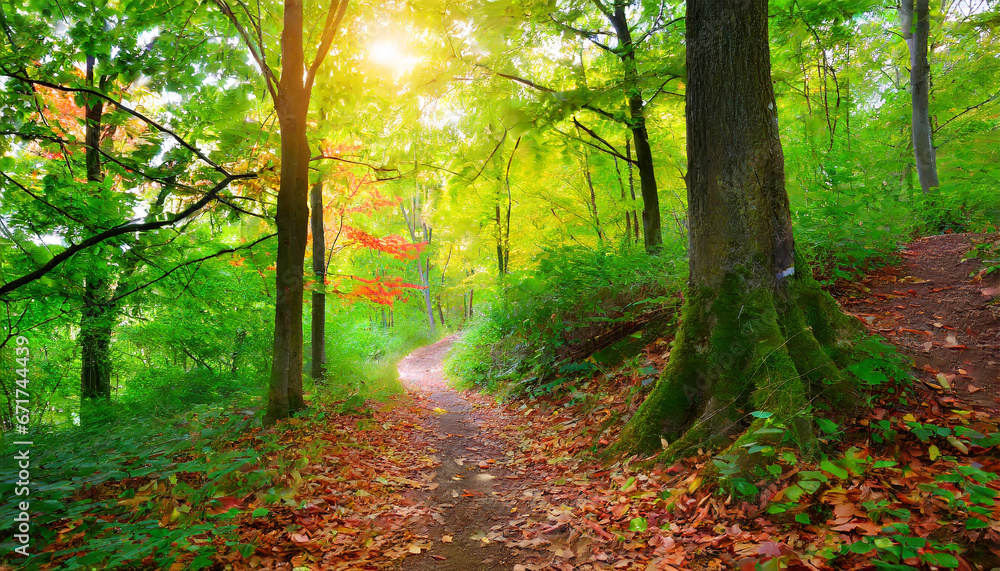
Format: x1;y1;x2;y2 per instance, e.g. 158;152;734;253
340;275;425;307
342;225;425;261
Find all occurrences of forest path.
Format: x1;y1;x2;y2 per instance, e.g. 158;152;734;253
395;335;536;571
838;232;1000;410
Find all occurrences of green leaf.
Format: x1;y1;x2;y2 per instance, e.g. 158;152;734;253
628;517;648;531
922;552;960;568
783;484;806;501
795;513;811;525
816;418;839;434
965;517;989;530
848;540;876;554
821;459;849;479
251;508;269;517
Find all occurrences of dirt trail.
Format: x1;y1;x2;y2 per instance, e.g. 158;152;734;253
396;335;528;571
839;232;1000;410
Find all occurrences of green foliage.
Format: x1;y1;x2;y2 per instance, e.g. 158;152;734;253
314;302;438;400
445;315;528;392
445;243;684;394
963;236;1000;278
0;403;263;569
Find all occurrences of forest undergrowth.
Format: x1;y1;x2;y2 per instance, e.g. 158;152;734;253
3;236;999;571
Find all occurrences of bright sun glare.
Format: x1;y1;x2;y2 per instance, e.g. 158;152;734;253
367;40;419;76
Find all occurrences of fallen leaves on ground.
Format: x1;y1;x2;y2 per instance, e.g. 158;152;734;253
456;356;1000;570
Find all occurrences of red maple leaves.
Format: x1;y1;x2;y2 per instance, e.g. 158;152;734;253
342;226;425;261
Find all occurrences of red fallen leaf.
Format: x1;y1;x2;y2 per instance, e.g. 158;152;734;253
213;496;244;509
946;344;968;350
290;533;311;543
758;541;782;557
930;286;953;292
584;519;615;541
431;555;446;560
900;328;932;336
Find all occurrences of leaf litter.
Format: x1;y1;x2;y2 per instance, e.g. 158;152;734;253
18;234;1000;570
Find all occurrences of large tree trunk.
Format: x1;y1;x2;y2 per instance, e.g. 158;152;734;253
310;180;327;380
902;0;939;193
264;0;310;424
615;0;861;460
606;1;662;253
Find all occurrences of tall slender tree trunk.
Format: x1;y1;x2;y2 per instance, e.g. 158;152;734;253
615;0;861;461
401;192;436;334
606;1;662;252
310;180;327;380
467;269;475;319
625;138;640;245
902;0;939;193
79;55;112;408
265;0;311;424
583;153;603;242
80;278;112;400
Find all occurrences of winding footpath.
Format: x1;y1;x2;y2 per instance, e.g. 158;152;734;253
396;335;526;570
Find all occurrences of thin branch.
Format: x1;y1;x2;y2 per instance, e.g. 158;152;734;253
0;171;96;229
934;92;999;134
549;15;615;53
310;154;400;174
480;65;619;123
482;65;556;93
305;0;350;92
554;124;633;164
468;130;507;184
179;345;214;372
0;218;34;259
0;173;255;298
217;195;270;219
572;116;632;162
2;73;227;174
645;76;683;104
211;0;278;101
110;232;275;302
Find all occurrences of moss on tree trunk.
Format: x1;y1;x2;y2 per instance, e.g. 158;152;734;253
614;264;862;458
613;0;867;466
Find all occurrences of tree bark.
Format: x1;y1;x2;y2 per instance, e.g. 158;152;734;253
615;0;861;461
605;0;662;252
902;0;940;193
310;180;326;380
79;55;112;407
265;0;310;424
80;277;112;401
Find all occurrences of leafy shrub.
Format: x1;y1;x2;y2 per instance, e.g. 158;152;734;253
444;315;528;392
312;302;438;400
445;242;684;393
